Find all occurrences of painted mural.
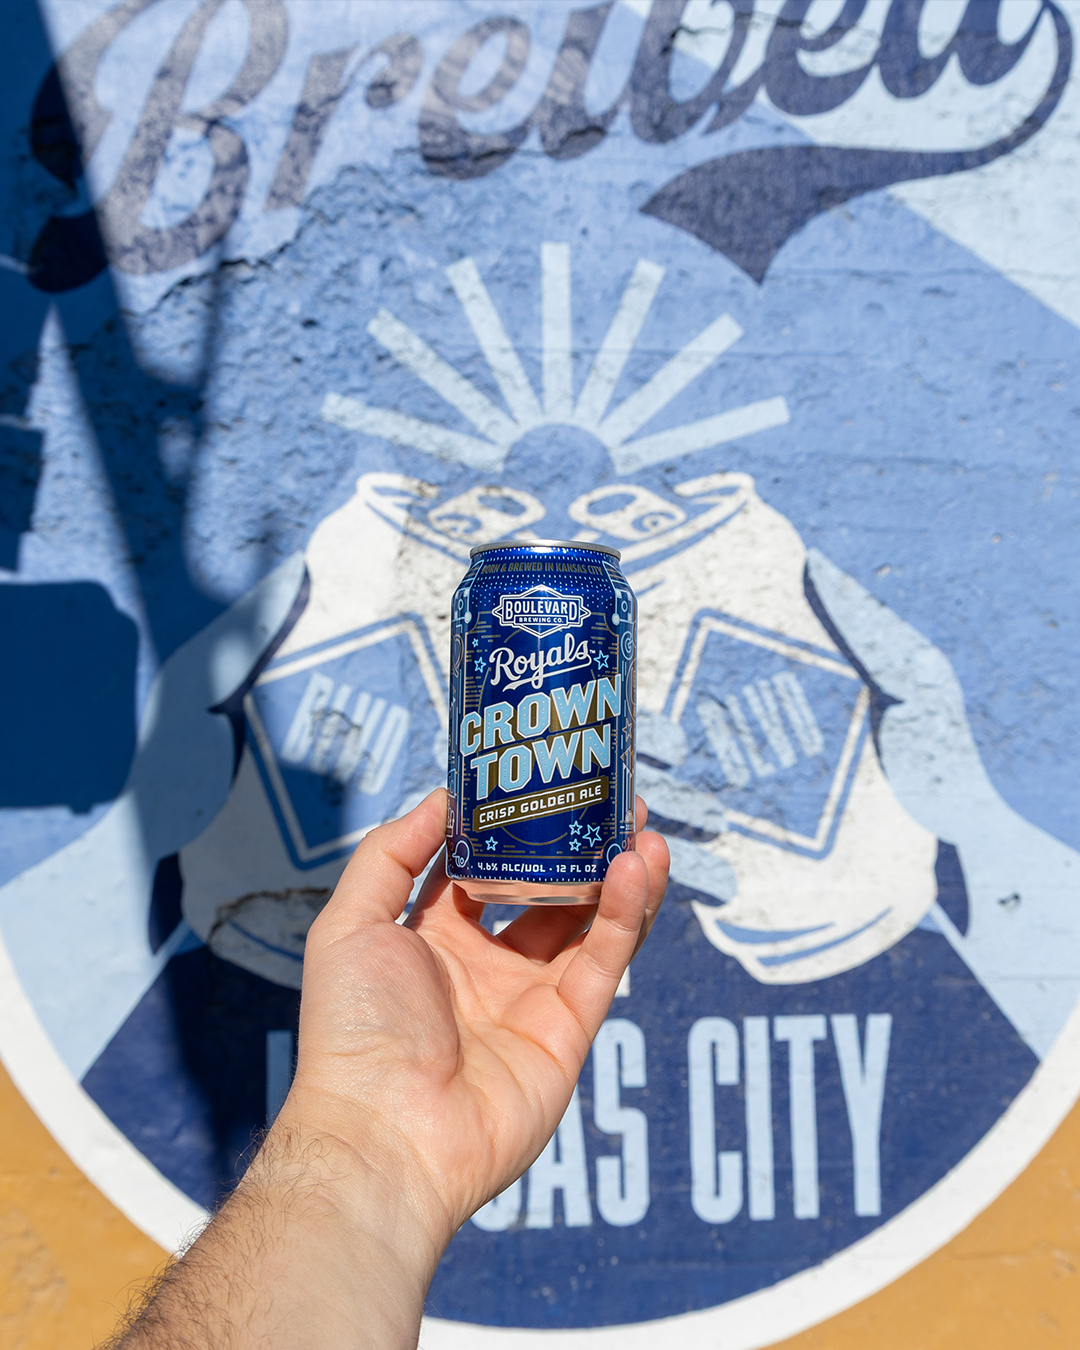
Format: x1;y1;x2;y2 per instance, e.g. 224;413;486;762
0;2;1078;1345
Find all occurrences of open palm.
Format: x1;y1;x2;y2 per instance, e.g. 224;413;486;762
280;788;669;1238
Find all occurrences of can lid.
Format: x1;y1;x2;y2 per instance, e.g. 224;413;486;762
469;538;622;560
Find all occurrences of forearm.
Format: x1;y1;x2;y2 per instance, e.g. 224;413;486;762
102;794;665;1346
110;1125;447;1350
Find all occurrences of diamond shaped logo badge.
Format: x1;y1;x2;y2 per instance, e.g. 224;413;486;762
491;585;591;637
245;614;446;868
665;610;869;859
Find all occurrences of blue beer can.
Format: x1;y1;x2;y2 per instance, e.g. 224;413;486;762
446;540;636;903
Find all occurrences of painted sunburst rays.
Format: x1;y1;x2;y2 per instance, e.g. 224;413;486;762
320;241;790;482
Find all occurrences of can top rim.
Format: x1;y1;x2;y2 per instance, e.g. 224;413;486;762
468;538;621;560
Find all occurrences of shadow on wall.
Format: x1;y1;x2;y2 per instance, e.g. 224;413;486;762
2;3;218;817
0;583;137;812
0;2;324;1208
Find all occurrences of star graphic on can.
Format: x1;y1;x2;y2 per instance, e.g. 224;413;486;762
569;836;582;852
485;837;497;852
595;650;609;670
585;824;602;846
474;657;486;674
569;817;582;836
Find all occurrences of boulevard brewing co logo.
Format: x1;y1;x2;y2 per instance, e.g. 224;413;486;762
492;588;591;637
2;4;1080;1349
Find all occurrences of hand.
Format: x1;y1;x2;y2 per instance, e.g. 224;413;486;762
112;790;669;1348
806;548;1080;1059
288;788;668;1228
805;548;998;845
0;552;307;1087
127;551;308;859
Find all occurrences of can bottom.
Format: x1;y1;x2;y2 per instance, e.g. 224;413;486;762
457;878;602;906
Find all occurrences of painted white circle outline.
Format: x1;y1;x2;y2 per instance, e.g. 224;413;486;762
0;921;1077;1346
0;931;206;1253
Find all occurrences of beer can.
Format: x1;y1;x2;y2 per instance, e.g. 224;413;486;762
446;540;636;904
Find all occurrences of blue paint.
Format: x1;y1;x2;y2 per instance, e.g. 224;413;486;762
0;582;136;812
424;889;1037;1327
248;615;445;868
2;1;1078;1333
83;946;301;1211
67;89;1080;1326
756;911;890;967
665;610;868;858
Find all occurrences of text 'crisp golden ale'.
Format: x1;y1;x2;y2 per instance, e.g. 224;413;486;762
446;540;636;903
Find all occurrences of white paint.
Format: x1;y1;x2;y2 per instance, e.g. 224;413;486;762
832;1013;891;1217
697;693;753;788
690;712;941;984
773;672;825;758
0;514;1073;1339
0;554;308;1079
761;0;1080;333
620;0;1080;334
280;671;334;763
742;679;796;770
472;1177;524;1232
597;314;742;449
687;1017;743;1224
320;393;504;473
244;615;439;865
592;1019;650;1227
0;927;207;1253
45;0;1080;336
541;242;573;421
525;1088;592;1229
774;1015;827;1220
612;396;791;475
659;832;736;902
725;690;775;780
327;248;787;486
446;258;543;427
807;549;1080;1059
367;309;518;445
744;1016;775;1221
575;260;665;428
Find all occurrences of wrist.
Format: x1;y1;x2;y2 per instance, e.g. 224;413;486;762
117;1111;450;1348
258;1091;455;1288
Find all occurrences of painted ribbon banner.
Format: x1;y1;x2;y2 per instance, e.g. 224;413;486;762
0;0;1078;1345
475;779;609;833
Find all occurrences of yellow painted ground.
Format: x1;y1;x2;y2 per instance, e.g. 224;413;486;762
0;1064;166;1349
0;1056;1075;1348
768;1096;1080;1349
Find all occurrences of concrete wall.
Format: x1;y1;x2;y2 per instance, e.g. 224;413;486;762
0;1;1077;1343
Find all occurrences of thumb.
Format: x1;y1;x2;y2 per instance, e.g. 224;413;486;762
318;788;449;932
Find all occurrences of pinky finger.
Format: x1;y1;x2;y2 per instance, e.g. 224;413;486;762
556;849;650;1041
